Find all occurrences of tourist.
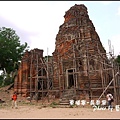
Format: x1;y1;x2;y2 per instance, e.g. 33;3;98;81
106;91;114;110
12;91;18;109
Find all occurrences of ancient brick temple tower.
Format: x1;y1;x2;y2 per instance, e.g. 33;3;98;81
52;4;111;99
14;49;45;97
14;4;120;102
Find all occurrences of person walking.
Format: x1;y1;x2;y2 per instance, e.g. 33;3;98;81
12;92;18;109
106;91;114;110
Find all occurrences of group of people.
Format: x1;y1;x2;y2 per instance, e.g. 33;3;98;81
11;91;114;109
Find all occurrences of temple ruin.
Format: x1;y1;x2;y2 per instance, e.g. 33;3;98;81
14;4;120;104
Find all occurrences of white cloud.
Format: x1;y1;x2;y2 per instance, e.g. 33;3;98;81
117;7;120;15
96;1;115;5
0;1;119;57
110;35;120;56
0;1;71;56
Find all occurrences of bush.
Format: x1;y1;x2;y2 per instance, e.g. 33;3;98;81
0;75;4;87
0;75;14;87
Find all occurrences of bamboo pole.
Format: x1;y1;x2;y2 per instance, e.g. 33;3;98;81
47;48;49;102
58;52;61;97
100;60;104;94
86;43;91;100
118;65;120;104
30;51;33;102
51;57;54;89
98;44;105;98
61;57;64;89
98;72;119;100
73;44;76;89
36;54;38;102
20;61;22;96
112;57;117;105
41;66;44;104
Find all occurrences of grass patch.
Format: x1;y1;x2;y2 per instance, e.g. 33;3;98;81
50;101;58;108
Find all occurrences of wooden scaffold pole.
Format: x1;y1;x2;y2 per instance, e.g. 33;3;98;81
98;72;119;100
86;42;91;100
35;53;38;102
30;51;33;102
47;48;50;102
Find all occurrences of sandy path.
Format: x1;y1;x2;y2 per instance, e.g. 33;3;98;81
0;106;120;119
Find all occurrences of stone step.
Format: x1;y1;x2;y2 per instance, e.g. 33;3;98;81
60;101;69;104
60;99;69;102
60;98;68;100
59;102;69;105
59;89;77;105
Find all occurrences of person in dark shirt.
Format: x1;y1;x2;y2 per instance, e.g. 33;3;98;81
106;91;114;110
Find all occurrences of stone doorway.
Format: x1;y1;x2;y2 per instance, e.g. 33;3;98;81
67;69;75;88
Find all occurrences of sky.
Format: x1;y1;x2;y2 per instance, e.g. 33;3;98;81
0;1;120;57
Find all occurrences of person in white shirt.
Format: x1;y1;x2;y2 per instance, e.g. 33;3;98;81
106;91;114;109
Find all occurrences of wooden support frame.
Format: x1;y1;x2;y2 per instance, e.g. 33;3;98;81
15;39;120;105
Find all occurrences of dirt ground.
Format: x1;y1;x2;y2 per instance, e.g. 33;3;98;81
0;105;120;119
0;86;120;119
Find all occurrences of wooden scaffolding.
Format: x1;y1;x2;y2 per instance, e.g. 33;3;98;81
14;41;120;105
51;38;120;104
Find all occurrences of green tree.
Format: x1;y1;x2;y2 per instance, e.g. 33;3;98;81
115;55;120;66
0;27;28;86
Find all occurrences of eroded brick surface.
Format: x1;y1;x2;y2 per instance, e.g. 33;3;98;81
14;4;112;100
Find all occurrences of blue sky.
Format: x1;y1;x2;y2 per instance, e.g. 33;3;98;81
0;1;120;57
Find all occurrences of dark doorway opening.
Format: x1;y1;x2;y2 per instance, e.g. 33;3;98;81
68;69;74;88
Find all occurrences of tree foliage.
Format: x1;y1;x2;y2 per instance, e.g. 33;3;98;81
115;55;120;66
0;27;28;74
